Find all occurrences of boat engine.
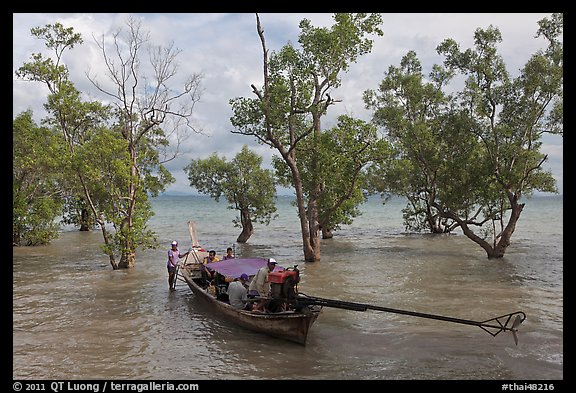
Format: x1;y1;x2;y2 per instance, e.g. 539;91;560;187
269;266;299;301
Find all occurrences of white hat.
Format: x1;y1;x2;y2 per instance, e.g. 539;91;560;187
267;258;277;264
171;241;178;246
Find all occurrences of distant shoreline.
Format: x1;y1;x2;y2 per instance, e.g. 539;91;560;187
154;192;563;200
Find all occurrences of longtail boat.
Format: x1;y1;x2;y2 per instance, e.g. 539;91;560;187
178;256;321;345
175;221;526;346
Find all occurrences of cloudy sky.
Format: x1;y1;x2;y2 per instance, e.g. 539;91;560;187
13;13;563;195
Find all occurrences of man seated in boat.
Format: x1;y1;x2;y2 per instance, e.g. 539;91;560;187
222;247;235;260
201;250;238;300
201;250;220;281
248;258;277;312
227;273;252;310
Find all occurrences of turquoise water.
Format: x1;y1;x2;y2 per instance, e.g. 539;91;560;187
13;194;563;380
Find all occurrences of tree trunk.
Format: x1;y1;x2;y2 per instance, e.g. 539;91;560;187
491;199;524;258
13;231;21;246
303;105;323;262
78;176;117;269
297;189;317;262
430;217;448;234
118;251;136;269
321;226;333;239
117;216;135;269
459;221;495;257
305;197;321;261
285;153;316;261
237;209;254;243
97;219;118;270
79;207;90;231
455;200;524;259
117;149;138;269
425;198;451;234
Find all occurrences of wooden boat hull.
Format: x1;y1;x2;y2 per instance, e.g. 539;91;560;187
180;266;321;345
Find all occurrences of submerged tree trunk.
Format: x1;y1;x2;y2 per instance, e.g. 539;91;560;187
429;216;452;234
78;175;118;269
97;219;118;270
118;251;136;269
236;225;253;243
291;161;318;262
237;209;254;243
305;195;322;261
447;198;525;259
492;199;525;258
117;150;138;269
321;226;333;239
79;207;90;231
118;213;135;269
296;185;316;262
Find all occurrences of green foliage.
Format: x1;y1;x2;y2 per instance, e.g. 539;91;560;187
61;197;96;230
279;115;392;231
13;111;64;245
16;22;116;236
15;21;184;268
184;145;277;231
436;15;561;202
364;14;561;254
100;187;157;257
231;13;383;148
364;50;464;232
298;13;384;86
231;13;384;259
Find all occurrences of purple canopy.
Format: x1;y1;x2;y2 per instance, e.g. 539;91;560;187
205;258;283;279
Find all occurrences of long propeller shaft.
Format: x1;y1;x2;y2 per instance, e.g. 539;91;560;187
296;294;526;344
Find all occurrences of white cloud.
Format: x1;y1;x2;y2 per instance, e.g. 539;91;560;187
13;12;562;195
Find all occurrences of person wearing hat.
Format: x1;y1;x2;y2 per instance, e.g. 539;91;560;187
227;273;251;310
167;240;191;291
248;258;278;312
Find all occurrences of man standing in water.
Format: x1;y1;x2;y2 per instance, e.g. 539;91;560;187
167;240;190;291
